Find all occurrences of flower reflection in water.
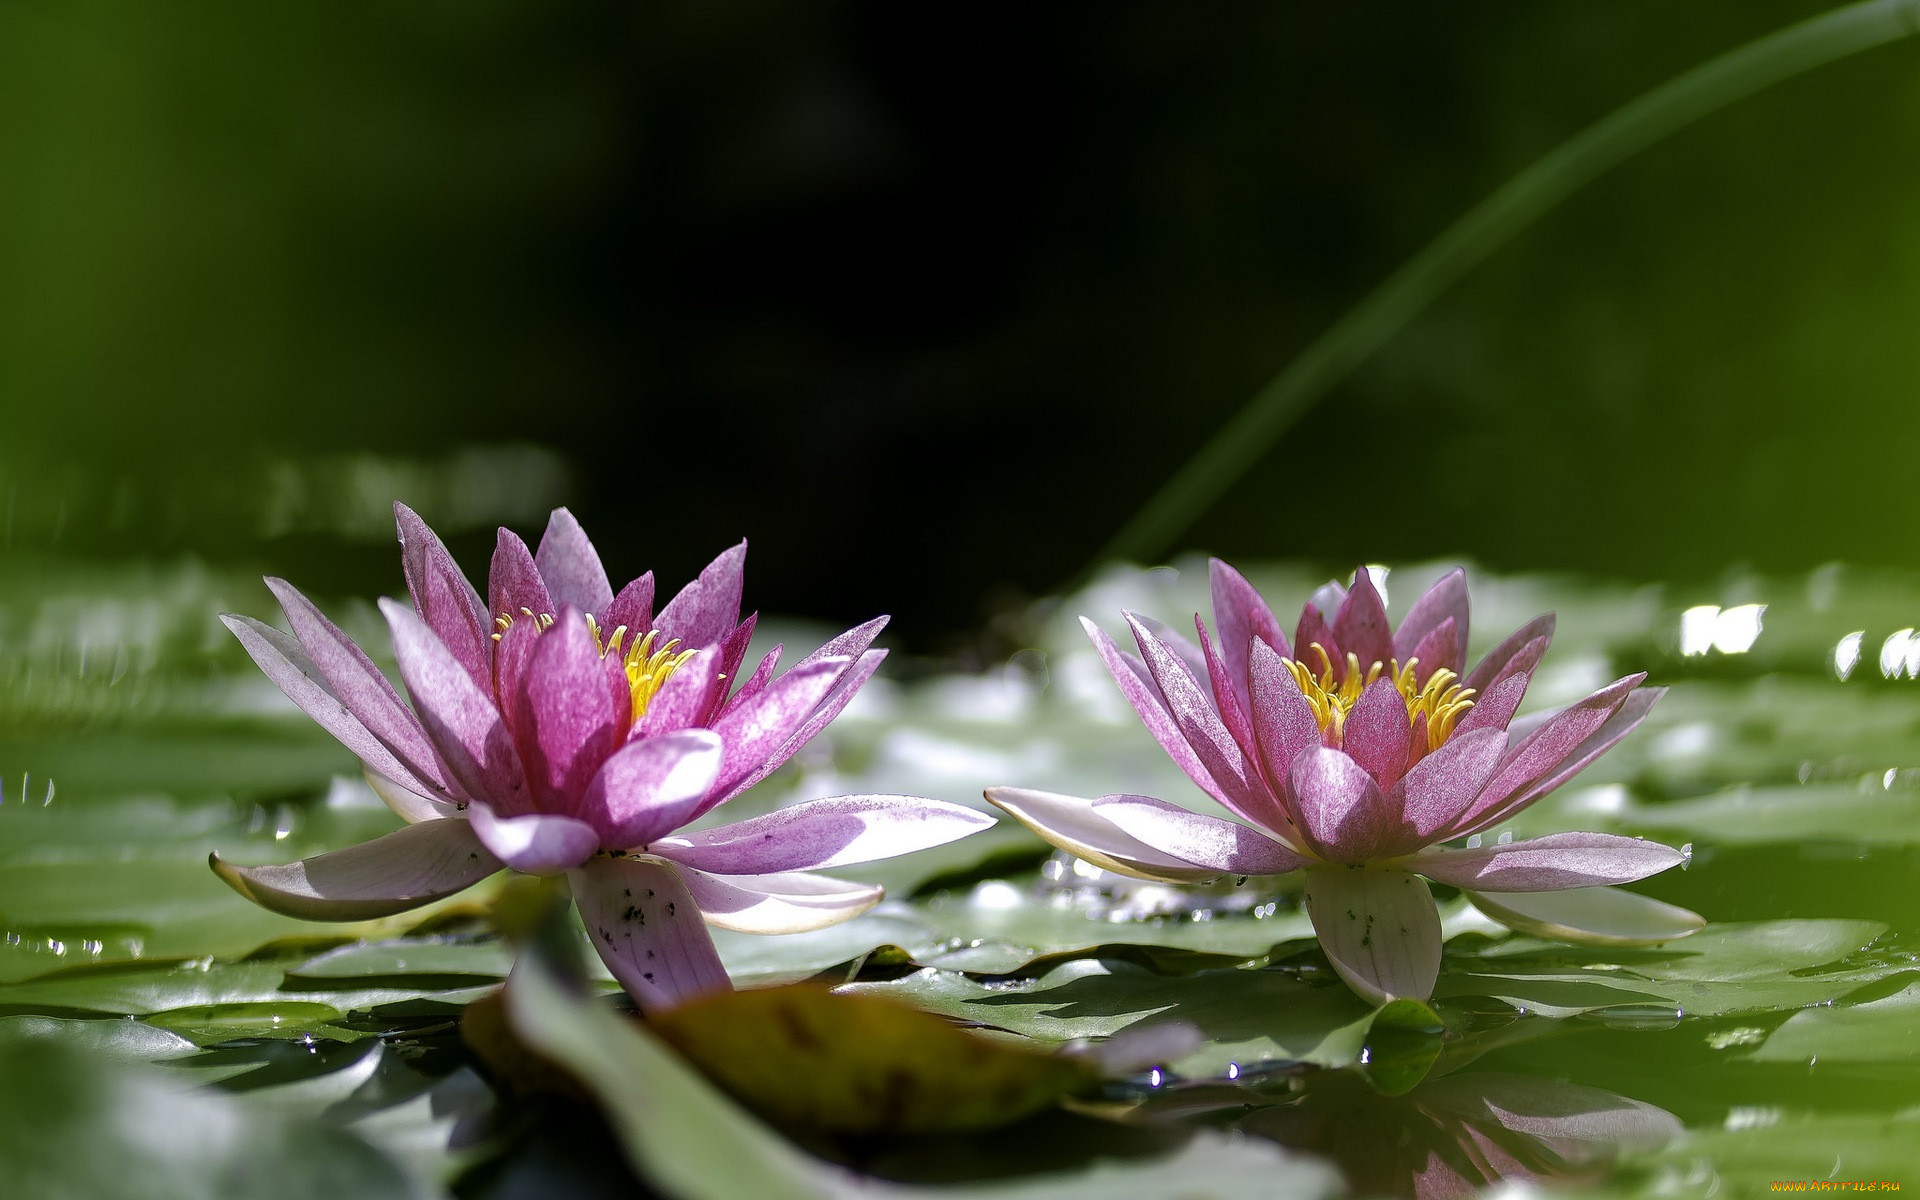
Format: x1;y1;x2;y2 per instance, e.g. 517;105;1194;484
1142;1068;1679;1199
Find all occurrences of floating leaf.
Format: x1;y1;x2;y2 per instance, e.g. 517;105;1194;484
1436;920;1898;1019
1360;998;1446;1095
651;984;1096;1133
0;1036;420;1200
503;954;1341;1199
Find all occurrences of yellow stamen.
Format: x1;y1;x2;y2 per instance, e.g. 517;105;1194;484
1280;643;1475;753
491;607;554;639
493;609;698;725
614;627;699;720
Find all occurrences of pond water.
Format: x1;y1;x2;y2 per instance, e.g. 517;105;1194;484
2;554;1917;1198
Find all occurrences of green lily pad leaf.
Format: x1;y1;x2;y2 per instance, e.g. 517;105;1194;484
1359;998;1445;1096
0;789;499;984
0;953;490;1020
0;1013;200;1061
1750;976;1920;1065
0;1036;420;1200
289;936;514;982
1437;919;1896;1019
846;956;1381;1077
710;910;940;983
504;955;1340;1200
503;956;872;1200
651;983;1096;1133
144;1000;349;1045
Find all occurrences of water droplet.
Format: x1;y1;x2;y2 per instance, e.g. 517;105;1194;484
1578;1003;1683;1031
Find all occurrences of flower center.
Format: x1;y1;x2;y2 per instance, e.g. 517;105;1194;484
1280;643;1475;752
493;609;698;723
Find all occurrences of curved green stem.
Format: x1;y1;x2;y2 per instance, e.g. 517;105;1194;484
1095;0;1920;570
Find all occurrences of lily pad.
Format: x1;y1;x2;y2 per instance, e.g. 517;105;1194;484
503;954;1341;1199
846;956;1383;1078
0;1035;421;1200
650;983;1096;1132
1436;919;1897;1019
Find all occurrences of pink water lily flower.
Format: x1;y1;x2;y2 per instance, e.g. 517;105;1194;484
213;503;993;1013
988;563;1701;1006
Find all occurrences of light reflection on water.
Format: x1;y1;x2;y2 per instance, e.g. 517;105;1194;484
1680;602;1765;656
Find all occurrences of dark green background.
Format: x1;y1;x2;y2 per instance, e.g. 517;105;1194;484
3;1;1916;648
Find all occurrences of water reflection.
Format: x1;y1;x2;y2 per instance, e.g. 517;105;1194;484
1680;603;1765;656
1144;1068;1680;1199
1833;631;1863;681
1880;628;1920;679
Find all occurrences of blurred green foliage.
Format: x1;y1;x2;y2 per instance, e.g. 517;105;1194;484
3;3;1918;644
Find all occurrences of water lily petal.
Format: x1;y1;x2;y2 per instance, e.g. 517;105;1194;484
469;803;601;874
1132;613;1210;691
1404;618;1461;689
1464;885;1705;947
1448;675;1645;838
1092;795;1308;876
635;647;727;738
365;770;459;823
706;654;852;796
1083;618;1224;803
656;541;747;650
1193;617;1299;835
675;865;882;934
222;614;443;801
512;607;632;812
1463;614;1555;696
395;502;493;694
571;855;731;1013
1452;670;1530;740
653;794;994;875
1194;616;1256;761
709;650;886;806
382;599;529;811
719;643;783;719
1209;557;1291;715
267;577;451;798
603;571;657;640
1415;832;1685;892
1295;598;1339;666
490;616;542;733
1126;612;1267;821
1289;747;1405;862
1304;865;1442;1005
793;615;888;670
712;612;759;699
1307;579;1347;619
1331;567;1393;671
1394;569;1469;671
1493;687;1666;818
210;818;501;920
489;528;553;627
586;729;725;850
535;507;615;617
1390;726;1507;840
1249;638;1327;805
984;787;1229;883
1342;676;1414;789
